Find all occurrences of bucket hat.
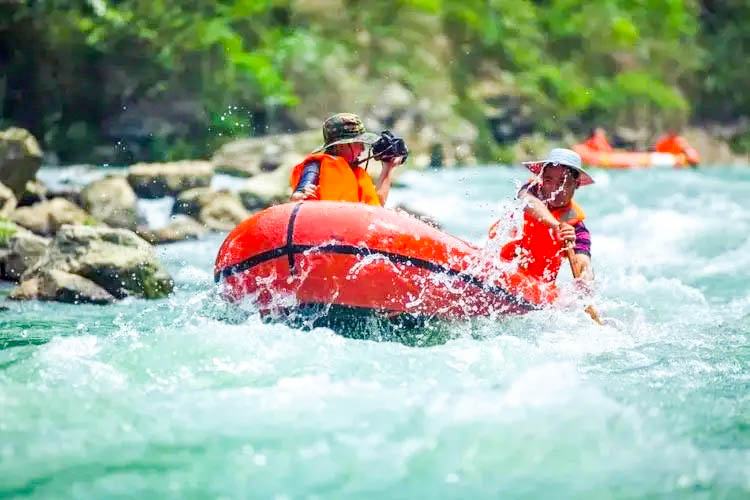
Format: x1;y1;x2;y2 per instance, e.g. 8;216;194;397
313;113;379;152
523;148;594;186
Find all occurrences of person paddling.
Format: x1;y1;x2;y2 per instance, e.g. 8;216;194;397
289;113;403;206
653;129;700;166
492;148;595;290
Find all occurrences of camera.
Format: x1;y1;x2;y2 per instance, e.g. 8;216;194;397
372;130;408;163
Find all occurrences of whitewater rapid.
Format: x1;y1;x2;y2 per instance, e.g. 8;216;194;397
1;165;748;498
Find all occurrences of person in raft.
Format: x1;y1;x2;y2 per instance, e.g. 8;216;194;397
491;148;595;288
581;127;614;152
289;113;405;206
653;129;700;166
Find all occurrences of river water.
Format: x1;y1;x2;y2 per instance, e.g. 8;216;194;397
1;166;749;498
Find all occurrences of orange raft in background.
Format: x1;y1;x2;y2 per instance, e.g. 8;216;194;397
214;201;558;324
572;143;691;169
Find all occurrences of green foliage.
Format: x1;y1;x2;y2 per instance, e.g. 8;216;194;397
0;218;19;247
0;0;746;162
433;0;702;135
135;263;174;299
82;215;100;227
731;132;750;155
1;0;297;161
694;0;750;125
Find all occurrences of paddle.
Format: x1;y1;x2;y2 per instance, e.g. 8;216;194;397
565;247;604;325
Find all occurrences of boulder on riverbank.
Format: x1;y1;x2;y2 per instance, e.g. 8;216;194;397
16;179;84;208
212;130;319;177
17;224;173;300
81;176;138;230
0;182;17;217
17;180;48;207
137;215;208;245
127;160;214;198
0;218;30;245
238;163;295;210
9;269;115;304
0;128;43;198
1;232;50;281
1;219;33;280
173;187;250;231
10;197;93;236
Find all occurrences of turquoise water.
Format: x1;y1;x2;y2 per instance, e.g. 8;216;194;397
2;166;749;498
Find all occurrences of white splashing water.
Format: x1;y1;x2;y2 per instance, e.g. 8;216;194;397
2;165;748;498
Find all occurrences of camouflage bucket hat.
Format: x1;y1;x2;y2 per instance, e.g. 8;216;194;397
313;113;379;152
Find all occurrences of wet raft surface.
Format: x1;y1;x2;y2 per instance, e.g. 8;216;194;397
1;166;749;498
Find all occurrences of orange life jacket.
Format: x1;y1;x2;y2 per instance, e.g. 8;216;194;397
491;200;586;283
582;133;613;153
289;153;381;206
654;135;700;165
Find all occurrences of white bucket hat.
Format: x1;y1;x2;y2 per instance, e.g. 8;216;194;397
523;148;594;186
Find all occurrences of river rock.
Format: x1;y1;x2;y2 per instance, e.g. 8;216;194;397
172;187;220;218
199;194;251;231
0;182;17;217
17;179;83;207
9;269;115;304
212;130;319;177
0;128;43;198
127;160;214;198
81;176;137;230
238;161;295;210
17;180;48;206
10;197;93;236
0;218;31;246
137;215;208;245
0;219;33;280
2;232;50;281
173;188;250;231
22;225;173;299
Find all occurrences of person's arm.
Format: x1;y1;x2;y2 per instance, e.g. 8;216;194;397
571;253;594;282
676;137;701;165
519;189;559;228
375;157;402;205
570;221;594;289
518;189;577;246
289;161;320;201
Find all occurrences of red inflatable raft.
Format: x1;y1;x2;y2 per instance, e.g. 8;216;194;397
214;202;557;324
572;143;688;169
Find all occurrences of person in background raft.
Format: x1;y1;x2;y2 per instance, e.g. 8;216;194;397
490;148;595;288
581;127;614;152
289;113;403;206
653;129;700;166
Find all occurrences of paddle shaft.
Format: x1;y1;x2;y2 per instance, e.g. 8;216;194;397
565;247;604;325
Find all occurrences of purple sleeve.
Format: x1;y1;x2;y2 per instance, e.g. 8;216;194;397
573;221;591;256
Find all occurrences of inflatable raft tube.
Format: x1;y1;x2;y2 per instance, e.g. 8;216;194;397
572;143;685;169
214;201;556;324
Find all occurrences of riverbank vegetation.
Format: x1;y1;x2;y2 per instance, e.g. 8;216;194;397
1;0;747;163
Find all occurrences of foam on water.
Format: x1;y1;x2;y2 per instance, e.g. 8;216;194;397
2;166;749;498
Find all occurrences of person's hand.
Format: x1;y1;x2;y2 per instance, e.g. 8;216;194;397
555;222;576;247
381;156;403;170
290;184;317;201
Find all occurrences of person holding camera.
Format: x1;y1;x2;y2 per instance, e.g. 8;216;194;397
289;113;407;206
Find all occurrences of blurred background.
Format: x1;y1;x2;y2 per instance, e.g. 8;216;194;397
1;0;748;166
3;3;750;497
